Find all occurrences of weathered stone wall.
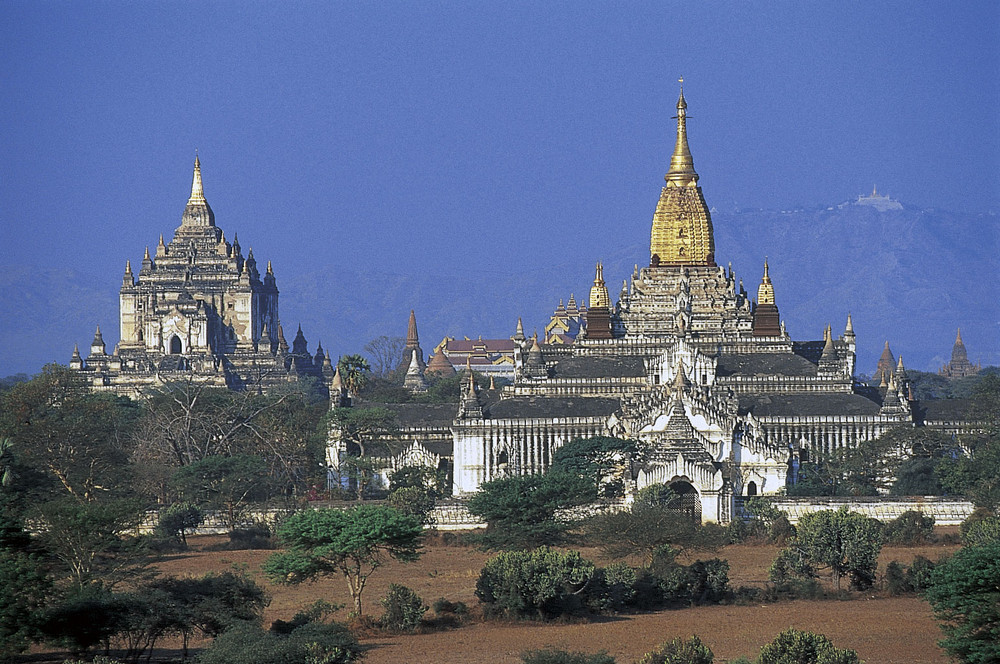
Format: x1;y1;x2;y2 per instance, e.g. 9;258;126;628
757;497;975;526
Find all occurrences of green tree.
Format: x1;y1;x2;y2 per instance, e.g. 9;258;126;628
788;507;884;590
475;547;595;619
755;629;861;664
0;366;139;503
33;497;153;592
337;354;372;397
148;571;269;657
923;540;1000;664
937;375;1000;510
466;471;594;550
170;454;275;530
155;502;203;546
0;549;53;658
326;406;399;499
637;635;714;664
550;436;639;498
263;505;423;616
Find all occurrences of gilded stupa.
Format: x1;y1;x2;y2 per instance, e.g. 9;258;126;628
649;79;715;267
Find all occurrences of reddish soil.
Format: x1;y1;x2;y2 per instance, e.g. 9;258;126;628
24;534;960;664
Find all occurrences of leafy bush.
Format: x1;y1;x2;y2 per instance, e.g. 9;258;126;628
588;562;637;612
386;486;436;525
756;628;861;664
197;621;362;664
637;635;714;664
475;547;595;619
521;648;617;664
155;502;203;546
886;555;938;596
379;583;427;632
960;514;1000;548
432;597;468;616
728;516;769;543
884;510;935;545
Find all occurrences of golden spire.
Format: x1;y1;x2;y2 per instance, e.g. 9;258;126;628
188;154;206;205
665;77;699;187
757;258;775;305
649;79;715;267
589;262;610;309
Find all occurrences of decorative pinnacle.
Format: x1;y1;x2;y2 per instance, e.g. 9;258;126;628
188;154;206;204
125;260;132;273
666;77;698;186
757;257;775;305
589;261;610;309
266;260;273;274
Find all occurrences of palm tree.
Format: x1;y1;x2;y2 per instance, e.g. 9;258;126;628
337;354;371;397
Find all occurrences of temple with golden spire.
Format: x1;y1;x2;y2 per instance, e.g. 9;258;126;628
69;156;330;395
325;84;969;522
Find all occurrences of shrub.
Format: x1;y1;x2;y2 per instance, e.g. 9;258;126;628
588;562;637;612
227;524;274;550
197;621;362;664
521;648;617;664
884;510;935;545
476;547;595;619
432;597;468;616
768;548;815;585
756;628;861;664
686;559;730;605
271;600;341;635
386;486;436;525
155;502;203;546
637;635;714;664
769;514;795;544
728;516;769;544
379;584;427;632
960;514;1000;548
885;561;911;595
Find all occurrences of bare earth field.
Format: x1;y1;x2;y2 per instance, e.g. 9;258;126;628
24;534;959;664
142;535;958;664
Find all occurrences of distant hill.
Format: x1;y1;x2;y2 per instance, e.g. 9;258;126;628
3;201;996;379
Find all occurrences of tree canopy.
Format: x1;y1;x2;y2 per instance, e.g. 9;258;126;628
466;471;594;550
923;539;1000;664
263;505;423;616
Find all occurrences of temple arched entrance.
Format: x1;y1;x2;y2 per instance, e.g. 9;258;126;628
666;479;701;522
169;335;183;354
746;481;758;497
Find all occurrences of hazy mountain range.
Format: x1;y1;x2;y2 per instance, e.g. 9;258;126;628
3;200;996;379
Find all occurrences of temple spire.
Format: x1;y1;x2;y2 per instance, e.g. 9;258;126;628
188;154;206;205
665;77;699;187
181;154;216;227
757;258;775;305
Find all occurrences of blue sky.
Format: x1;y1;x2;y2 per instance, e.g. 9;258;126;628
1;2;997;376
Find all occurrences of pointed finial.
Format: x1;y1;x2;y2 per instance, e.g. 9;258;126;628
666;77;697;185
144;246;151;260
188;153;206;204
489;375;496;390
845;313;854;334
125;259;132;273
956;328;963;344
267;260;273;274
